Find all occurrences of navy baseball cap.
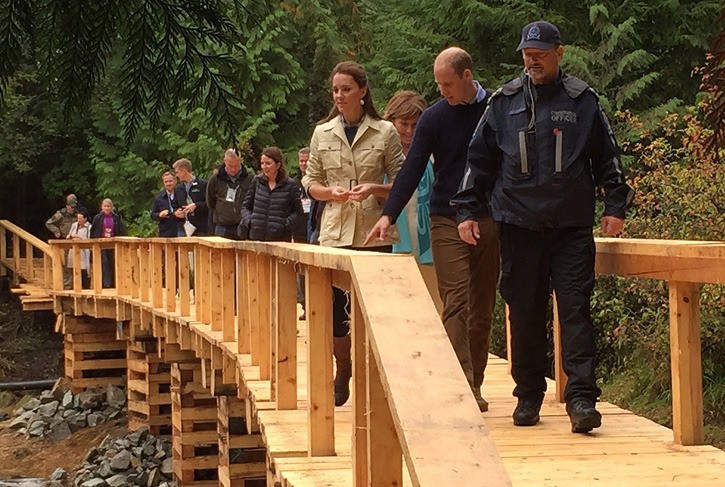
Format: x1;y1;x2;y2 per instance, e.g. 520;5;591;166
516;21;562;51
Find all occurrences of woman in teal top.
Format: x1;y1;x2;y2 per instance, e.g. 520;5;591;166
385;91;433;264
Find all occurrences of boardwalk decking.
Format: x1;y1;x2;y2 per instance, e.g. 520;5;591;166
2;225;724;486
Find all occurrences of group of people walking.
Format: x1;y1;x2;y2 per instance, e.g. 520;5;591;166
49;20;633;435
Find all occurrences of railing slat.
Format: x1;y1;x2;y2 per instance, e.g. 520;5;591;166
72;244;82;291
237;250;250;354
179;244;191;316
258;254;272;381
669;280;704;446
92;243;102;293
165;242;177;312
351;289;369;487
221;249;235;342
275;259;297;410
306;265;335;457
151;243;163;307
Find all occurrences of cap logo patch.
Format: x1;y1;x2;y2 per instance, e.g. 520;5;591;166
527;26;541;40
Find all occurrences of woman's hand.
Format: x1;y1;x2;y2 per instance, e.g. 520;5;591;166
330;186;351;203
348;183;374;202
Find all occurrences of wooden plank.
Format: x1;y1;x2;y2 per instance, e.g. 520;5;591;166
248;254;261;366
199;245;211;325
165;242;176;313
669;280;704;445
306;266;335;457
51;244;64;291
179;244;191;317
129;243;139;299
210;248;223;332
350;255;511;486
351;290;368;487
237;250;250;354
115;243;125;294
72;245;82;291
151;243;163;308
367;343;402;486
275;259;297;410
92;242;103;293
258;253;272;381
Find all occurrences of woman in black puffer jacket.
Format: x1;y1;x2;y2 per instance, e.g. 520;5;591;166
238;146;303;242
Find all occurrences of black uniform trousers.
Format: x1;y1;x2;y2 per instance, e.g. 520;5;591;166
499;223;601;404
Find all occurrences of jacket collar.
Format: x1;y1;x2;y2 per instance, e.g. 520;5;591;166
322;115;383;147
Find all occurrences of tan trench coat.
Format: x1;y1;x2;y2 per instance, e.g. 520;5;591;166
302;116;404;248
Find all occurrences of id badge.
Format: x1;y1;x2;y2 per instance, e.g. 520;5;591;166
301;198;311;213
225;187;236;202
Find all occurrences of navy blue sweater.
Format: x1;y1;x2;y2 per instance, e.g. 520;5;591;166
382;94;489;222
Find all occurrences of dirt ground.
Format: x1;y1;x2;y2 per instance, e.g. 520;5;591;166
0;289;128;480
0;419;128;479
0;293;63;382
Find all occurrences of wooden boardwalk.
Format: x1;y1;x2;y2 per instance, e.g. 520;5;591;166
2;224;724;486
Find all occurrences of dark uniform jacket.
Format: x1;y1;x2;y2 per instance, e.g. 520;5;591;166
206;165;252;227
455;70;633;229
238;175;303;242
150;190;181;237
174;176;209;235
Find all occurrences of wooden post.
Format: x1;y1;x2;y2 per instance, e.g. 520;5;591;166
130;243;139;299
367;342;402;485
115;242;125;293
43;252;51;288
669;280;704;445
275;259;297;410
72;244;82;291
52;244;64;291
165;242;177;312
179;244;191;317
211;249;223;332
25;240;33;281
237;251;250;354
257;254;271;381
12;233;20;285
221;249;236;342
248;255;260;366
351;289;368;487
552;292;567;403
151;243;163;308
92;242;102;293
306;266;335;457
197;245;210;324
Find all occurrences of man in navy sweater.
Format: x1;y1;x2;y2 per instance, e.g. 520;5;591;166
365;47;500;412
151;171;182;237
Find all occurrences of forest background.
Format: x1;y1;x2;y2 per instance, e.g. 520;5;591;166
0;0;723;446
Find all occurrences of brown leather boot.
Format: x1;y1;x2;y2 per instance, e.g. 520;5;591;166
333;334;352;406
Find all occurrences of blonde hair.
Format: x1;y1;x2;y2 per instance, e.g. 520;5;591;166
384;90;427;122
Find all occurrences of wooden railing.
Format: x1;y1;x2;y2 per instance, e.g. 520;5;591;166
545;238;725;446
49;236;512;486
0;219;52;287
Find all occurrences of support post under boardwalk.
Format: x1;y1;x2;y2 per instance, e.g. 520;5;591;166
669;280;704;445
306;265;335;456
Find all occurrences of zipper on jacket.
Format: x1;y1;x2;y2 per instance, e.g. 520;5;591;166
554;128;563;173
518;131;529;174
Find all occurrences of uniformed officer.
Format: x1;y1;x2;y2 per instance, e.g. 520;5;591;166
454;21;634;433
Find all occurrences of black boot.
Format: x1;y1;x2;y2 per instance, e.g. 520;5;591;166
566;398;601;433
333;335;352;406
513;396;543;426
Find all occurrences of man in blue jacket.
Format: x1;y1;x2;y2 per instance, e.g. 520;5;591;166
454;21;634;433
151;171;182;237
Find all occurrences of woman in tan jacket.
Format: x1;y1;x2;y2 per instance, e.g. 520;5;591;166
302;61;404;406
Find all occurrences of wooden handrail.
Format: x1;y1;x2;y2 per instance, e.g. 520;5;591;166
0;219;51;255
48;236;512;486
0;219;52;287
547;237;725;446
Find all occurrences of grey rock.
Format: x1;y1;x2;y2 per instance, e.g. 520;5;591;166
62;390;74;408
39;390;55;404
134;471;148;486
105;385;126;409
51;377;73;401
80;479;107;487
51;467;68;481
49;481;65;487
77;390;104;409
0;390;15;409
110;450;132;471
126;427;147;446
147;468;162;487
87;412;104;427
109;410;122;419
8;414;27;430
100;434;115;449
23;398;41;410
97;460;115;478
142;442;156;457
105;475;127;487
62;409;76;418
28;420;46;436
160;458;173;476
68;411;87;432
37;400;60;417
49;420;73;441
0;411;8;421
16;427;27;436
